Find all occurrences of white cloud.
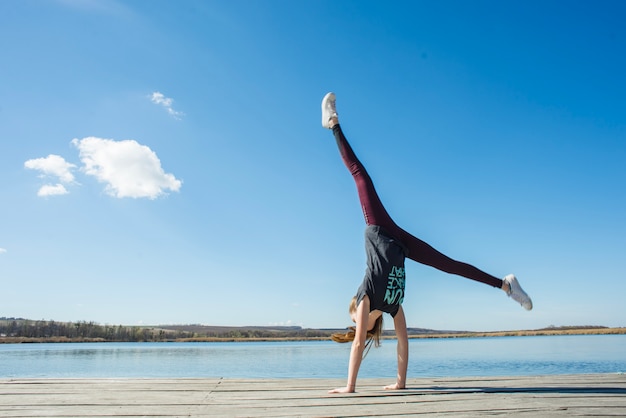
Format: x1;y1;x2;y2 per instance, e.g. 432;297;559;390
150;91;184;119
24;154;76;197
24;154;76;183
72;136;182;199
38;184;70;197
269;320;304;327
0;248;6;254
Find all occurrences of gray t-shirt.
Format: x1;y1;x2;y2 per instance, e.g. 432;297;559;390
355;225;408;317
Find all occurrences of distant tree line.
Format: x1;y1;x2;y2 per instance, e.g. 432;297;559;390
0;319;193;342
0;318;336;342
142;324;335;340
181;328;332;340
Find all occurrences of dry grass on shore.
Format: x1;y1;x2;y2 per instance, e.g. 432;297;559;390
2;327;624;344
405;326;626;339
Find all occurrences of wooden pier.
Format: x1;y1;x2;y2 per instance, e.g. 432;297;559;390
1;374;625;417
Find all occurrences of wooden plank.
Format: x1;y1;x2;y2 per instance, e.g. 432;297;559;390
0;374;624;417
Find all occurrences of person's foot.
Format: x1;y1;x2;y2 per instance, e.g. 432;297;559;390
321;92;338;129
503;274;532;310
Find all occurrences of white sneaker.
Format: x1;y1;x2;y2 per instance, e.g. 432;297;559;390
503;274;533;310
321;92;338;129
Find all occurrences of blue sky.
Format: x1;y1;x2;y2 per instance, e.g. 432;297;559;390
1;0;625;332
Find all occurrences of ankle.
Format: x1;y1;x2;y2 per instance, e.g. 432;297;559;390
501;281;510;293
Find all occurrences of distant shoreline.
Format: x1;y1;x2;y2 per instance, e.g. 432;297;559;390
404;326;626;339
2;326;624;344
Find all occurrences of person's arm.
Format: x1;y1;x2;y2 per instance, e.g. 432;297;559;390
384;305;408;390
329;296;370;394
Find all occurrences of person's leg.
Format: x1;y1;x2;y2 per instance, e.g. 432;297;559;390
392;226;503;288
331;124;396;228
323;92;395;228
398;226;532;309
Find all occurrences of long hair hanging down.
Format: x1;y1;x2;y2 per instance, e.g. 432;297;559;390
369;315;383;347
348;296;384;347
330;297;384;358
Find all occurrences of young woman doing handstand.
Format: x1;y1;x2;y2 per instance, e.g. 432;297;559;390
321;92;532;394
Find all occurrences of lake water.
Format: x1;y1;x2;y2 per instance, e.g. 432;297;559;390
1;335;625;379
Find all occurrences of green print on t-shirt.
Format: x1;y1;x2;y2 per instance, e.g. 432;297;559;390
383;266;405;305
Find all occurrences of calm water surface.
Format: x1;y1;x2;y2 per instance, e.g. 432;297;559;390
1;335;624;379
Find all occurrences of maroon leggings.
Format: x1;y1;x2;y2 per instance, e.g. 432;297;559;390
332;124;502;288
